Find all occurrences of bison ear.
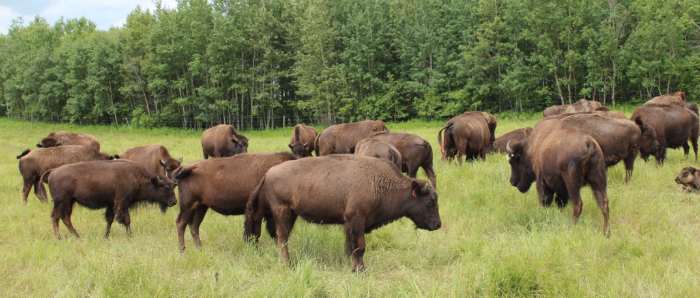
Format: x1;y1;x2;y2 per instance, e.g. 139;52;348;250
159;159;167;167
231;137;239;144
151;176;164;187
178;157;183;163
690;167;698;175
303;142;309;150
56;142;62;146
288;144;293;149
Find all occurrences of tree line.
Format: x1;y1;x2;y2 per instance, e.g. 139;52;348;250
1;0;699;129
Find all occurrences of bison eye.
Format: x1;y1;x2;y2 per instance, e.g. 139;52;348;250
426;199;435;206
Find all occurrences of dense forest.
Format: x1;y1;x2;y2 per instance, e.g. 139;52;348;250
1;0;699;129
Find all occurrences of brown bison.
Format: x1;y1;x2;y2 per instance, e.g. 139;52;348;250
492;127;533;154
438;111;497;163
675;166;700;193
592;107;627;119
315;120;389;155
245;155;441;272
115;145;183;179
37;131;100;151
630;104;699;164
288;124;318;157
201;124;249;159
542;99;603;117
645;92;698;116
175;152;297;251
553;113;658;182
17;146;114;204
354;138;403;170
359;131;437;187
39;160;177;239
506;118;610;235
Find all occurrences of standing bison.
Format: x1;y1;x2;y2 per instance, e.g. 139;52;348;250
201;124;249;159
37;131;100;151
354;138;402;170
315;120;388;155
115;145;182;178
40;160;177;239
175;152;297;251
438;111;497;163
17;146;114;204
506;118;610;235
288;124;318;158
644;92;698;116
492;127;533;154
360;131;437;187
542;99;603;117
245;155;441;272
630;104;699;164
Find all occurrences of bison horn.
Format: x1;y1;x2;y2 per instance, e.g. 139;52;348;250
505;140;512;153
159;159;166;167
421;182;430;194
178;157;183;163
232;136;239;144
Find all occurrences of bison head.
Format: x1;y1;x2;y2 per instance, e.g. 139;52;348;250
288;142;312;158
37;137;61;148
159;157;184;179
635;119;659;161
675;166;700;191
149;176;178;213
405;180;441;231
506;140;535;193
229;135;249;155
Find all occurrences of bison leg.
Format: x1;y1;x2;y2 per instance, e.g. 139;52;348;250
536;178;555;207
422;163;437;188
655;145;667;165
623;152;636;183
176;209;196;251
189;206;208;248
21;182;32;205
50;203;65;239
683;142;690;158
104;206;115;238
61;202;80;238
344;212;366;273
33;180;47;203
692;135;699;162
274;206;298;262
263;212;277;240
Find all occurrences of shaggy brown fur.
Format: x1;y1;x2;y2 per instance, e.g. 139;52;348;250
542;99;603;117
492;127;533;154
361;131;437;187
37;131;100;151
245;155;440;272
675;166;700;193
201;124;249;159
315;120;389;155
437;111;497;163
288;124;318;157
116;145;182;178
506;118;610;235
41;160;177;239
17;146;114;204
175;152;297;251
631;104;699;164
354;138;403;170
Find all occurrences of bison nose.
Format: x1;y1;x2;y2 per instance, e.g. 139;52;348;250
436;222;442;230
675;177;681;184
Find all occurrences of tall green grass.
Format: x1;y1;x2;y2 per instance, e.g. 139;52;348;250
1;113;700;297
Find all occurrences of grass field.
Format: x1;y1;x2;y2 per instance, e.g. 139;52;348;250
2;111;700;297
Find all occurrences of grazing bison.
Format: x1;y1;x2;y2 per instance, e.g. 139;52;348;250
592;107;627;119
438;111;497;163
115;145;183;179
542;99;603;117
245;155;441;272
40;160;177;239
354;138;403;170
492;127;533;154
675;166;700;193
288;124;318;157
645;92;698;116
506;118;610;235
360;131;437;187
17;146;114;204
37;131;100;151
201;124;249;159
175;152;297;251
554;113;658;182
315;120;388;155
630;104;699;164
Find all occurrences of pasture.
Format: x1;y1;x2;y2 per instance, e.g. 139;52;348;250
2;112;700;297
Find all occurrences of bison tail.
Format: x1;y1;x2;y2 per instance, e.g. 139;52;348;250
16;149;30;159
313;134;321;156
38;170;52;203
568;140;597;174
175;165;195;180
244;176;266;242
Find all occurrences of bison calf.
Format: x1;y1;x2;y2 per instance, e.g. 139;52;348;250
675;166;700;193
201;124;249;159
41;160;177;239
246;155;441;272
288;124;318;157
354;138;403;170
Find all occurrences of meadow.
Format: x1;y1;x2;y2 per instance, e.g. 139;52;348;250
2;110;700;297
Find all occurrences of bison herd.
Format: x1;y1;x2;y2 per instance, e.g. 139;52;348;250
14;91;700;272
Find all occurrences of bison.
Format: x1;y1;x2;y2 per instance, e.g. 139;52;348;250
645;92;698;116
354;138;403;170
315;120;388;155
288;124;318;157
17;146;114;204
492;127;533;154
175;152;297;251
359;131;437;187
438;111;497;163
553;113;658;182
506;118;610;235
39;160;177;239
37;131;100;151
115;145;183;179
675;166;700;193
542;99;603;117
630;104;699;164
201;124;249;159
245;155;441;272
